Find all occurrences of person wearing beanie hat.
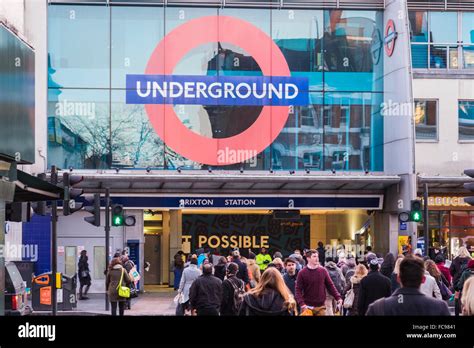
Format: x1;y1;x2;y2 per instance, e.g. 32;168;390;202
357;256;391;316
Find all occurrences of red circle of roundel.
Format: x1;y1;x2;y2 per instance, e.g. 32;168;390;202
385;19;396;57
145;16;291;166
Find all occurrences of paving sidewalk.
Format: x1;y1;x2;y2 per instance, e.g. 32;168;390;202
31;288;177;316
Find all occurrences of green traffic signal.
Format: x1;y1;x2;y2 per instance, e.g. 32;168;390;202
112;204;124;226
113;215;124;226
410;211;422;222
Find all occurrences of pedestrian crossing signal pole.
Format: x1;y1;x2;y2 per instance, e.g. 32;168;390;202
50;165;58;316
105;188;110;311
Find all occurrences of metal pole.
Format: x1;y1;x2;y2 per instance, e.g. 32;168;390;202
51;165;58;316
105;188;110;311
423;183;429;257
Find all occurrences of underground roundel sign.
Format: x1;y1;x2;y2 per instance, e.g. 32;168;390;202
126;16;309;166
384;19;398;57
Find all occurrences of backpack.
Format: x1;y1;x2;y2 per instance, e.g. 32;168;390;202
228;277;245;314
328;269;344;296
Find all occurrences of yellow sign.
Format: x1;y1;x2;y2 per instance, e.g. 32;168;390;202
418;196;470;207
182;235;270;249
398;236;409;256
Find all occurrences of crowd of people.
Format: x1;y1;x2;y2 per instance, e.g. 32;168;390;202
170;244;474;316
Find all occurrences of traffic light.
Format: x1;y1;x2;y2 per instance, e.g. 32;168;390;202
409;199;423;222
84;193;101;227
63;172;84;216
111;204;136;226
465;169;474;206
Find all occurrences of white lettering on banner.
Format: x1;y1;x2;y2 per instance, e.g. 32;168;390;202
179;199;214;207
224;199;256;206
136;81;300;100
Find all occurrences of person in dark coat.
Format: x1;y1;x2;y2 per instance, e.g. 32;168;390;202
239;267;297;316
317;241;326;267
220;262;244;316
357;256;391;316
231;249;249;286
367;256;450;316
450;246;472;316
390;257;403;293
214;256;228;282
380;252;395;279
189;263;223;316
283;258;298;295
173;251;185;290
78;250;91;300
106;257;132;316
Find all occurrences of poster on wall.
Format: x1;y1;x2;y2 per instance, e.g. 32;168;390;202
182;214;310;258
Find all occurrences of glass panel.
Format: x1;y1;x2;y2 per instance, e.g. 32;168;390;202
430;45;447;69
450;228;474;257
462;12;474;45
94;246;106;280
272;9;324;91
411;44;428;68
47;88;110;169
451;211;470;227
463;46;474;69
414;100;437;140
323;10;384;93
111;90;165;169
409;11;428;43
449;46;459;69
429;12;457;44
459;100;474;140
111;6;164;88
323;92;382;171
428;211;440;227
65;246;76;277
48;5;109;88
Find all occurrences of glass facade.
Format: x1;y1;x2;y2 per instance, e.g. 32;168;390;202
409;10;474;70
418;210;474;258
48;5;384;171
459;100;474;141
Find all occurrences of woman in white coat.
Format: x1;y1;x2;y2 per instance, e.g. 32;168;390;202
177;256;202;315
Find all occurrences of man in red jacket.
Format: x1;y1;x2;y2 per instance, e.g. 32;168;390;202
295;249;342;316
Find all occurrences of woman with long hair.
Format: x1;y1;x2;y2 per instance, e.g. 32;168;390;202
450;246;473;315
346;264;368;316
239;267;297;316
106;257;131;316
426;259;452;301
461;276;474;316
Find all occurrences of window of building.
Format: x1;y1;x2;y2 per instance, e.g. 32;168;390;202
410;10;474;70
414;99;438;141
459;100;474;141
94;246;106;280
65;246;77;277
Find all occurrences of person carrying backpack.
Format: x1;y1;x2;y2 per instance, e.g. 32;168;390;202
450;246;472;316
221;262;245;316
325;257;346;315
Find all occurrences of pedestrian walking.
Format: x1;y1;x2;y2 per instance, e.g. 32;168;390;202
357;256;391;316
295;249;342;316
366;256;450;316
391;257;404;293
461;277;474;316
246;254;261;289
106;257;132;316
425;259;452;301
173;251;185;290
239;267;296;316
325;257;346;315
221;262;245;316
78;250;91;300
450;246;472;316
380;252;395;279
177;256;201;315
231;248;249;286
189;263;222;316
214;256;228;282
283;257;298;296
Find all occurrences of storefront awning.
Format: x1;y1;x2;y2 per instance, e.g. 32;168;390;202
50;171;401;194
13;170;63;202
417;175;474;193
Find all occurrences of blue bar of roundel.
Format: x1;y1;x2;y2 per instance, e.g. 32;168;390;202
126;74;309;106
